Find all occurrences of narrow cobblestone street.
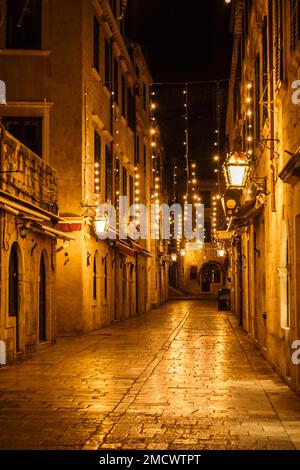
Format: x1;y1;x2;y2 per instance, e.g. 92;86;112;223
1;301;300;451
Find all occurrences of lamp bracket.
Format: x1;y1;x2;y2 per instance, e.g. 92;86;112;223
249;176;270;194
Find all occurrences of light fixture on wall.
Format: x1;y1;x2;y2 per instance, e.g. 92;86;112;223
218;248;226;258
17;222;28;239
94;214;109;237
180;249;186;258
223;151;250;189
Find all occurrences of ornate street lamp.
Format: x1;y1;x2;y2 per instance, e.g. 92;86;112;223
223;151;250;189
94;215;109;238
180;249;186;257
171;253;178;263
218;248;226;258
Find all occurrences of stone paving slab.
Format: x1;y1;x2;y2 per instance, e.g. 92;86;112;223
0;301;300;450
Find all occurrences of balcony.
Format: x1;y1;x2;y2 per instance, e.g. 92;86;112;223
0;127;58;216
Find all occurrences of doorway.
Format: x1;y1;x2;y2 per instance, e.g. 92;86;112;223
39;253;47;342
9;243;20;351
200;262;222;293
122;261;127;320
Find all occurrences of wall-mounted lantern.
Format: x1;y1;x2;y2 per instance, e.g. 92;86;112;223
217;248;226;258
17;222;28;239
223;151;250;189
94;214;108;238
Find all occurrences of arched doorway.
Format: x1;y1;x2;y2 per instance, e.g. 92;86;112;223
39;253;47;342
279;220;290;329
200;262;222;293
9;243;20;351
122;261;127;320
93;252;98;302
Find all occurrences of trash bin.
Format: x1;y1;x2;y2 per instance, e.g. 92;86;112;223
218;289;231;311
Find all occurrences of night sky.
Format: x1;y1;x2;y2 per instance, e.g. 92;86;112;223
126;0;232;185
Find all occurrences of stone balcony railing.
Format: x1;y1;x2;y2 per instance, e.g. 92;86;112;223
0;126;58;215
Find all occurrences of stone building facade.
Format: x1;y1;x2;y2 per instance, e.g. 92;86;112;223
226;0;300;393
0;126;69;361
0;0;168;338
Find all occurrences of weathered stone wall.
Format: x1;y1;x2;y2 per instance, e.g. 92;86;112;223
0;211;55;362
227;0;300;393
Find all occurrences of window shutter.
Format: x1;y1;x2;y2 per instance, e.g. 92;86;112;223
291;0;300;50
274;0;283;85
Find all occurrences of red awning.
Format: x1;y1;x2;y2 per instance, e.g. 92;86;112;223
56;223;82;233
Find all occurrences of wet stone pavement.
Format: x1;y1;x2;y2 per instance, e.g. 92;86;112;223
1;301;300;450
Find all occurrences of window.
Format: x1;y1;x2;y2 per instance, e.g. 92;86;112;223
129;175;134;207
105;38;112;91
93;254;97;301
105;145;112;202
2;116;42;156
255;54;261;141
143;145;147;170
115;157;120;197
128;87;136;131
262;17;268;123
291;0;300;51
121;75;126;118
204;220;212;243
94;131;101;192
93;17;100;72
274;0;284;84
110;0;117;17
234;40;242;124
122;167;127;196
143;83;148;111
6;0;42;50
135;135;140;165
242;120;247;153
200;192;211;209
114;58;119;105
241;13;245;60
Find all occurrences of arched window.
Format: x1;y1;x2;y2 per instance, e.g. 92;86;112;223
93;253;97;301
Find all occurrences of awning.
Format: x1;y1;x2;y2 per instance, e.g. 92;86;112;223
39;225;75;241
26;223;75;241
0;196;50;221
231;196;264;229
0;190;60;222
